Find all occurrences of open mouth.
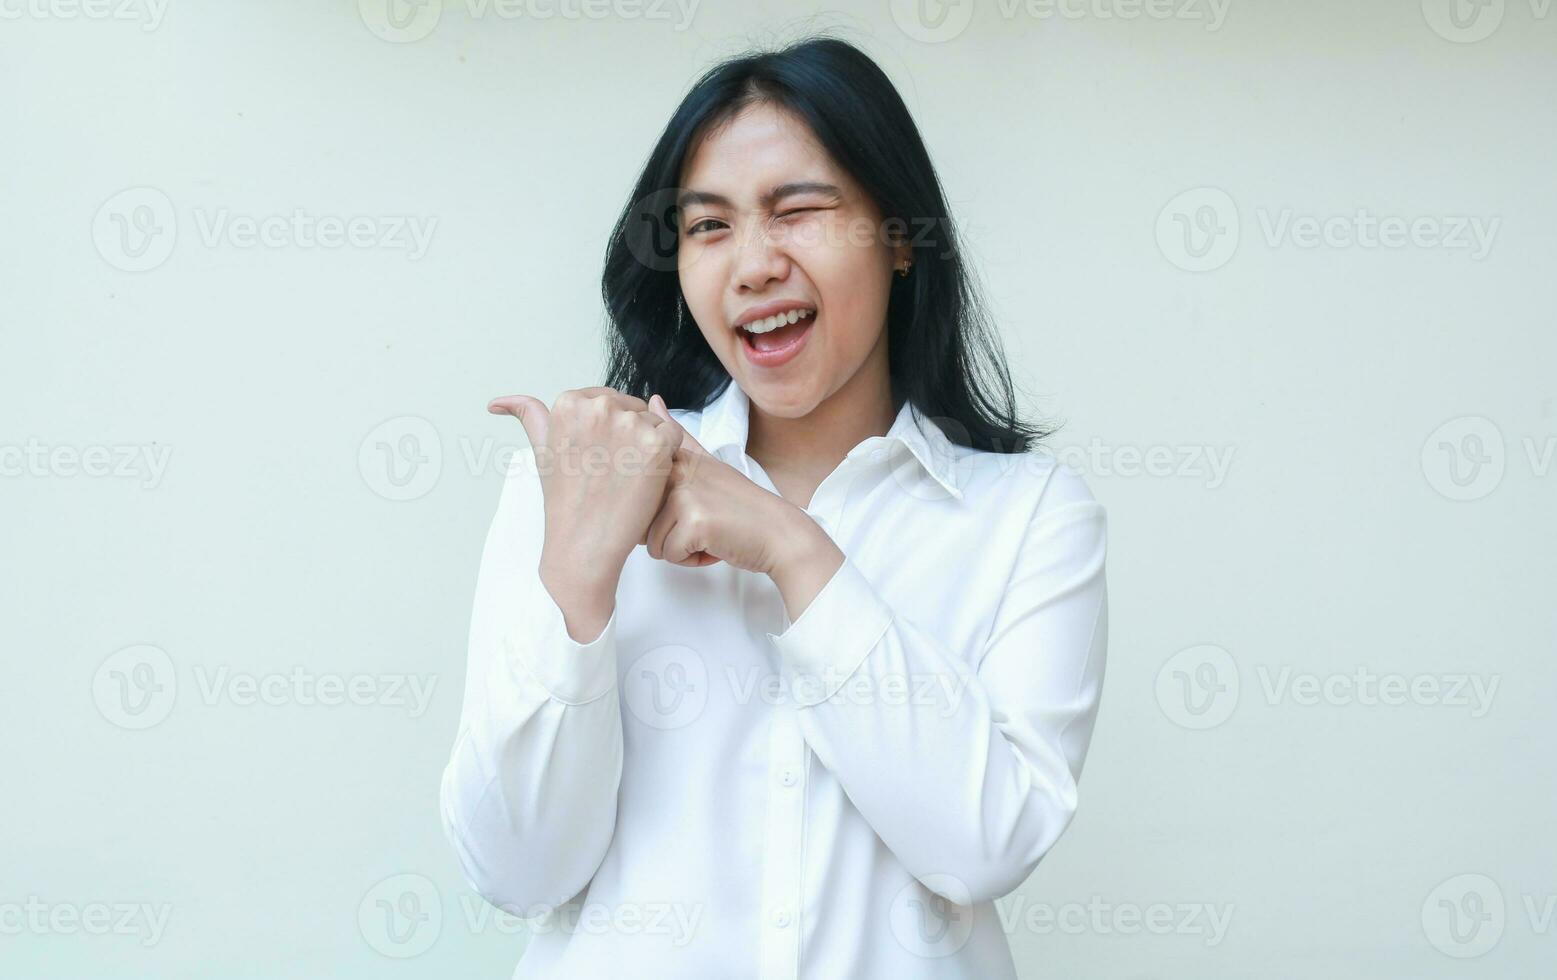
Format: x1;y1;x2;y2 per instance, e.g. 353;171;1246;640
737;308;814;353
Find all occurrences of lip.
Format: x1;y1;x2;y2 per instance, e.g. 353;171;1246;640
731;298;816;331
739;312;815;369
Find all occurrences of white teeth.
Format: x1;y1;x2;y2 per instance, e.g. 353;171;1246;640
740;309;814;334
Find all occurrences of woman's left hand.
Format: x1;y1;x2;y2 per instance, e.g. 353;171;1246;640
642;394;816;576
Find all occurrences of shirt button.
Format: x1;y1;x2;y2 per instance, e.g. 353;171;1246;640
779;767;798;787
771;907;793;928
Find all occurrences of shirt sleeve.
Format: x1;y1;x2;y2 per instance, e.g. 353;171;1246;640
438;447;625;917
766;461;1108;906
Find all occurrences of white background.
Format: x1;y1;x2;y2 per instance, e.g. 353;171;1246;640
2;1;1553;976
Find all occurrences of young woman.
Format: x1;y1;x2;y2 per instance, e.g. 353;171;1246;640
440;35;1108;980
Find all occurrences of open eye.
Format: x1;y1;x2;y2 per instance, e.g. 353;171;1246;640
686;218;726;236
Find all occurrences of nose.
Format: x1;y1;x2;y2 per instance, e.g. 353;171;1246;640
732;220;790;292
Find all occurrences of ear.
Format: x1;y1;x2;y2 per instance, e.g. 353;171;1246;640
883;216;913;268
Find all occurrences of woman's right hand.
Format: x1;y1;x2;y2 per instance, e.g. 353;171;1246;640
488;386;681;640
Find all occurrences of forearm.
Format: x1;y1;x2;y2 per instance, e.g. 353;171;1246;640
763;496;1109;905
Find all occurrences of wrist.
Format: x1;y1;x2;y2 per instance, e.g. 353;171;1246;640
540;548;619;617
767;506;844;598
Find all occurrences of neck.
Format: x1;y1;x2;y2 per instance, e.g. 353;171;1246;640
747;364;898;482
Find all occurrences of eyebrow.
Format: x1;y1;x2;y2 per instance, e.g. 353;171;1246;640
676;181;842;210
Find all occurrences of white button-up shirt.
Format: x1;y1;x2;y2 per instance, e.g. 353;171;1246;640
440;379;1109;979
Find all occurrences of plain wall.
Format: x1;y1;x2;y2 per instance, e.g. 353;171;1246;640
2;1;1553;976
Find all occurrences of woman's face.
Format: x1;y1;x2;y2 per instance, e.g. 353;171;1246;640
676;101;908;418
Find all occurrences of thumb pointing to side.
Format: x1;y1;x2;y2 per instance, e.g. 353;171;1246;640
488;394;550;455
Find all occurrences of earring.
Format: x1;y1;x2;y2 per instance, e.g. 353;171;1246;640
896;261;912;278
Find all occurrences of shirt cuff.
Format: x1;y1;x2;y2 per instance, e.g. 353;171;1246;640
766;556;893;707
502;576;619;705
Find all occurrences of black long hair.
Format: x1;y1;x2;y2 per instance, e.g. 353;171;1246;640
601;33;1054;454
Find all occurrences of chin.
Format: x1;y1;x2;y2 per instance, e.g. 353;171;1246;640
742;378;821;419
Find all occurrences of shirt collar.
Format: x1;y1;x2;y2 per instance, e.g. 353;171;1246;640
693;379;965;501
